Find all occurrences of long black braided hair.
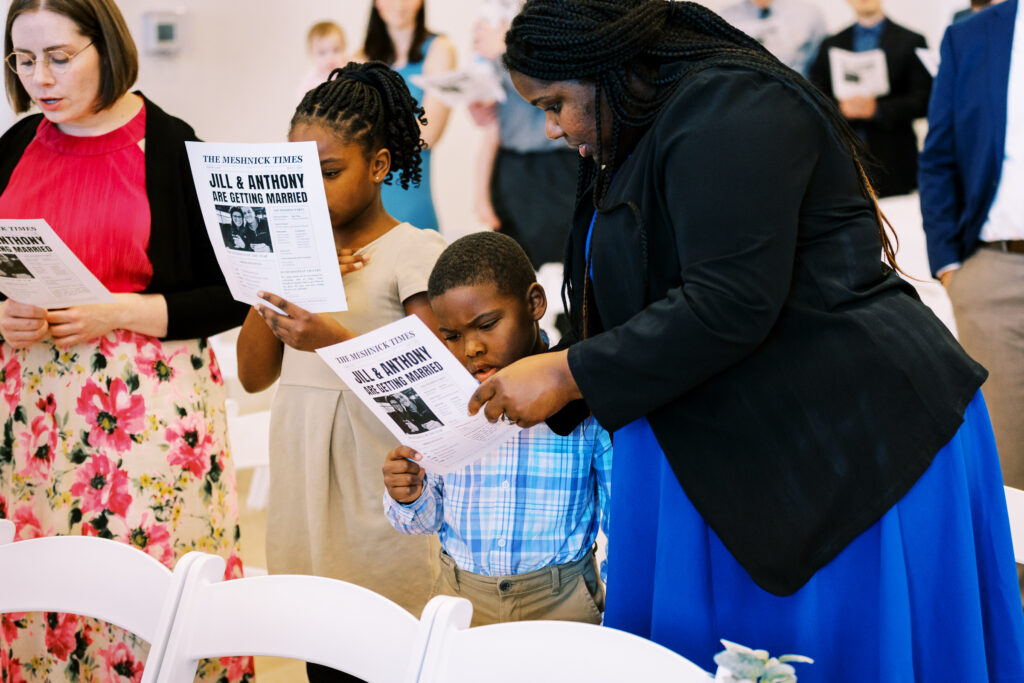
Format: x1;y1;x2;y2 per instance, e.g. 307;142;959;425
503;0;903;334
290;61;427;190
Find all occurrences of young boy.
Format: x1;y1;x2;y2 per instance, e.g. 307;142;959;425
382;232;611;627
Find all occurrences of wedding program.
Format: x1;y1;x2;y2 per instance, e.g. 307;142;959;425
317;315;520;474
0;219;113;308
186;141;347;313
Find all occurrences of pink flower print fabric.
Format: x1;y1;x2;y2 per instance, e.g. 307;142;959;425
75;378;146;454
0;331;253;683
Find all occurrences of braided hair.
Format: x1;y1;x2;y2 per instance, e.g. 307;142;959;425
290;61;427;190
503;0;902;275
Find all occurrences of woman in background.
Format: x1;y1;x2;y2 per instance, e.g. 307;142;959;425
0;0;251;680
359;0;454;232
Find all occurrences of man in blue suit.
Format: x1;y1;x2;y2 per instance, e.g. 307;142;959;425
919;0;1024;506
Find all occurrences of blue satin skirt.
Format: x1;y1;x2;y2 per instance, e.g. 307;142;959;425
604;392;1024;682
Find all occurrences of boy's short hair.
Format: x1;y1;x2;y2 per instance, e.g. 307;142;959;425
306;21;345;48
428;232;536;299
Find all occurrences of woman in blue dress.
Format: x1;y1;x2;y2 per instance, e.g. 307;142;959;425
468;1;1024;680
359;0;455;232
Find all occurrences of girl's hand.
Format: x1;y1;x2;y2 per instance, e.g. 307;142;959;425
256;291;350;351
0;299;49;348
383;445;425;504
338;249;369;276
467;350;582;428
467;101;498;127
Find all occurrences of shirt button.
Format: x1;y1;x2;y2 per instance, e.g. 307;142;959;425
501;480;510;489
499;580;512;592
497;538;506;547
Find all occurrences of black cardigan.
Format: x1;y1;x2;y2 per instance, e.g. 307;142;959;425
808;20;932;198
556;67;985;596
0;95;248;340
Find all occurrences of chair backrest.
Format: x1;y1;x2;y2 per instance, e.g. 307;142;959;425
418;599;712;683
0;519;13;545
0;529;200;683
1005;485;1024;564
156;554;459;683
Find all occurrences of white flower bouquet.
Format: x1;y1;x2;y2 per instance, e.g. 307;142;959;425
713;639;813;683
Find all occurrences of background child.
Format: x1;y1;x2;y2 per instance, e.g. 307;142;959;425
298;21;347;96
382;232;611;627
237;61;446;683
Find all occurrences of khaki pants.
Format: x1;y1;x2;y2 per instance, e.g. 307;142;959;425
947;247;1024;484
432;547;605;627
947;246;1024;604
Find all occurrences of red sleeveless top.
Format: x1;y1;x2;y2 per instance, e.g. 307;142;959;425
0;106;152;292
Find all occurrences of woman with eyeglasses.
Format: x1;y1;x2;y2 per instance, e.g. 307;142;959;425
0;1;251;681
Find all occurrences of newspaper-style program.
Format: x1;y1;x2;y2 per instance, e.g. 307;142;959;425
186;141;347;313
0;219;113;308
317;315;520;474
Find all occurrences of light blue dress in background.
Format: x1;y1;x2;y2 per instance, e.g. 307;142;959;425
384;35;440;232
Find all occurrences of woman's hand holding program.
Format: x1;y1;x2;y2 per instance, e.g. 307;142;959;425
44;293;167;348
256;291;350;352
467;349;582;428
0;299;49;348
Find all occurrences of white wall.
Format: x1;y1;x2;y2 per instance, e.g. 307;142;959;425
1;0;963;240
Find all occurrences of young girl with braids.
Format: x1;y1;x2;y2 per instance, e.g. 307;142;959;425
236;61;445;683
467;0;1024;679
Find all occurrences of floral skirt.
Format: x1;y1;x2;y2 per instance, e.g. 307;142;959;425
0;331;254;683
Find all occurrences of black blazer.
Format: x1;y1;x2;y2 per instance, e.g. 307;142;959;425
808;20;932;197
0;95;248;339
556;67;984;595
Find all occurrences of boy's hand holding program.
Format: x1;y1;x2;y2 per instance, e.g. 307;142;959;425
383;445;425;504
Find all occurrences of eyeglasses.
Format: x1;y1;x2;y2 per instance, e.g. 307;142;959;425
4;42;93;76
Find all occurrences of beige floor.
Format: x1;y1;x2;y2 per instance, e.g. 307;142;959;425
236;468;308;683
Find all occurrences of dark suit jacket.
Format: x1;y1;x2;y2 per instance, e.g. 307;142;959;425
919;0;1017;276
809;20;932;197
557;66;984;595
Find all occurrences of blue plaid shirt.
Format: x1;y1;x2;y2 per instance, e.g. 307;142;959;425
384;420;612;577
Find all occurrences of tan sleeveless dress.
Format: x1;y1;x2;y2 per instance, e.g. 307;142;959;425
265;223;445;614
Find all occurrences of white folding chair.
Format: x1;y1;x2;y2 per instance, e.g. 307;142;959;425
156;553;464;683
418;598;713;682
0;524;201;683
1004;485;1024;564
